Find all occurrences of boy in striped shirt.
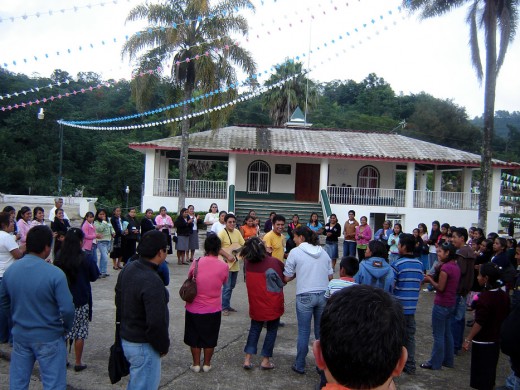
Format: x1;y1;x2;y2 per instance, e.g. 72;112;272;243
324;256;359;298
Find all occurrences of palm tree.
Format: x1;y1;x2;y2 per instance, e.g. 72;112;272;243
262;60;318;126
402;0;518;229
122;0;256;210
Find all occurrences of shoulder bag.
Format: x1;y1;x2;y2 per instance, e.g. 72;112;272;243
179;258;199;303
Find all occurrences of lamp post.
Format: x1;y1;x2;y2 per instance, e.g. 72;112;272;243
38;110;63;196
125;186;130;210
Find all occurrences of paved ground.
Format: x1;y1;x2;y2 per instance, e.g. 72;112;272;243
0;239;513;390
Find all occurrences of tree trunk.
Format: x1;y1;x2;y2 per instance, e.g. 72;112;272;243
178;85;193;212
478;3;498;230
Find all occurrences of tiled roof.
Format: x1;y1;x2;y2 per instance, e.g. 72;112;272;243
129;126;519;168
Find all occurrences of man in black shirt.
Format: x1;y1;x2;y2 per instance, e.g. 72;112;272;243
115;230;169;389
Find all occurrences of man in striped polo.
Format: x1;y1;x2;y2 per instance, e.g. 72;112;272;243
392;233;424;375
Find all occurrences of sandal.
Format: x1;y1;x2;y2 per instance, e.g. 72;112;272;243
261;362;275;370
243;363;254;370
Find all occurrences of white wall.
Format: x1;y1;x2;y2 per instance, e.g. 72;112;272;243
328;160;395;188
141;195;227;214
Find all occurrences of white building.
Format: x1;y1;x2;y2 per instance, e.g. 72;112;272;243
129;125;519;233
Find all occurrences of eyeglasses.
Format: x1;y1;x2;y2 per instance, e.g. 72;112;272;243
227;220;236;224
211;206;218;208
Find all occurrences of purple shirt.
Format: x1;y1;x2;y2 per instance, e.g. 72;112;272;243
434;261;460;307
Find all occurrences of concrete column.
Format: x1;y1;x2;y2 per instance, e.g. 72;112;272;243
417;171;428;191
320;159;329;191
143;150;155;197
405;162;415;209
228;153;237;188
434;167;442;192
463;168;473;209
489;168;502;213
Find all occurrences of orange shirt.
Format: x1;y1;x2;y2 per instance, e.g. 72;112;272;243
240;224;258;240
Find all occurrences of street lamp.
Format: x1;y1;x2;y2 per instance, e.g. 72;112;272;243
125;186;130;210
38;110;63;195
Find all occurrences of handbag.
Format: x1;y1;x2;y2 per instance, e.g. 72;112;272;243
179;258;199;303
108;323;130;384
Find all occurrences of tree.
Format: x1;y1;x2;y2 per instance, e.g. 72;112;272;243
122;0;256;210
262;60;318;126
402;0;519;230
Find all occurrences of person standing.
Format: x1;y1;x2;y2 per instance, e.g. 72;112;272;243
94;209;114;278
323;214;341;270
342;210;359;258
391;233;424;375
218;213;245;316
355;216;372;261
0;226;75;389
110;207;127;270
54;228;100;372
123;208;140;264
210;211;227;236
450;227;476;355
140;208;156;235
204;203;220;236
263;214;286;263
15;206;32;246
155;206;174;255
175;208;193;265
47;197;70;222
115;230;170;389
81;211;101;267
355;240;394;293
284;226;333;375
241;237;285;370
187;205;200;263
264;211;277;234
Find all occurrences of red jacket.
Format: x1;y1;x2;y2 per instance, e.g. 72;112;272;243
245;256;284;321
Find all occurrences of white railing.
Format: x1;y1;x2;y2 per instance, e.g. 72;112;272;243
154;179;227;199
413;190;479;210
327;186;405;207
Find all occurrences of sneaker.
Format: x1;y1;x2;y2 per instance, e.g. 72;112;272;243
190;365;201;373
228;307;237;312
222;310;229;316
202;365;212;373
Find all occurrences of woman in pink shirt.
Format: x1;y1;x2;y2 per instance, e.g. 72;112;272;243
15;206;32;245
183;234;228;373
355;216;372;261
155;206;173;254
81;212;101;264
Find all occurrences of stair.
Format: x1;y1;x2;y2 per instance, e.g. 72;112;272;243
234;199;324;226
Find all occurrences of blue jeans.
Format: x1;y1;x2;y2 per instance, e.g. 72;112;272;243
420;254;429;272
97;241;110;274
222;271;238;311
506;371;520;389
343;241;357;257
428;253;438;269
10;336;67;390
122;339;161;390
389;253;399;264
294;291;327;372
244;318;280;357
0;277;12;343
451;295;466;353
429;304;455;369
404;314;416;373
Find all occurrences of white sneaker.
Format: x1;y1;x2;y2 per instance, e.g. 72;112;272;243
190;365;201;373
202;365;212;373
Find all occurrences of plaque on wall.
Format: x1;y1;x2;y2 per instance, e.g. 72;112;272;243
275;164;291;175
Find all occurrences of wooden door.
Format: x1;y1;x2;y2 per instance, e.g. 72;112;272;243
295;163;320;202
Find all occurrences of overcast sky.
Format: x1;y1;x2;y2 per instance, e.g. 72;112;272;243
1;0;519;119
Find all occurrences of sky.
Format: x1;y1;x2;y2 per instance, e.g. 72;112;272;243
0;0;519;120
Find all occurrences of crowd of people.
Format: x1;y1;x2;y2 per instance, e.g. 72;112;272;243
1;198;520;390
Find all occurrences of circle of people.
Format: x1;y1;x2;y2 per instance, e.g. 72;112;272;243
1;200;520;390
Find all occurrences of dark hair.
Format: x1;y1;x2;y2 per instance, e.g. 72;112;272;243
2;206;15;213
26;225;53;254
508;238;517;250
367;240;388;258
348;210;355;216
320;285;405;388
137;230;167;258
112;206;121;216
239;237;266;263
269;211;276;217
145;208;153;214
441;223;450;230
479;262;503;290
438;242;457;260
204;234;222;256
127;207;136;213
481;239;493;253
187;205;194;210
55;228;85;284
475;228;485;238
398;233;415;253
159;206;167;212
393;223;402;234
224;213;236;222
208;203;218;212
95;208;108;222
32;206;44;220
451;227;468;242
293;226;319;246
272;214;286;224
179;207;188;217
340;256;359;276
0;212;11;230
81;211;94;227
244;215;254;222
495;237;507;252
418;223;428;234
54;207;64;216
309;212;320;226
487;232;499;241
16;206;31;221
219;210;227;218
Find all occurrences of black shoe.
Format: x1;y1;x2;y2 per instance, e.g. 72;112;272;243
278;321;285;327
74;364;87;372
420;363;433;370
291;365;305;375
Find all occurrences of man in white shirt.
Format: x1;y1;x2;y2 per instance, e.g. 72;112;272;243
47;198;69;222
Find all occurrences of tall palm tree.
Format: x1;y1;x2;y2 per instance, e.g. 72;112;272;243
262;60;318;126
402;0;518;229
122;0;256;210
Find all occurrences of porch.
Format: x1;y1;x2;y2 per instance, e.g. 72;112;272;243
151;179;480;211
